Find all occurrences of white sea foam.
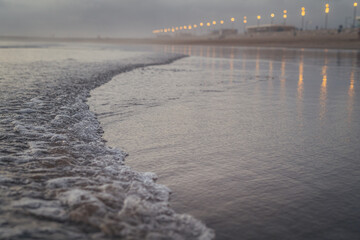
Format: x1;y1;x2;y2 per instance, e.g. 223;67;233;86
0;49;214;240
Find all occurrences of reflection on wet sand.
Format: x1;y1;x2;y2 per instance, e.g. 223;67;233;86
267;60;274;94
348;69;355;124
97;44;360;240
280;52;286;101
242;51;247;78
211;47;216;76
320;51;328;121
255;48;260;78
297;50;304;124
229;48;234;84
155;45;358;128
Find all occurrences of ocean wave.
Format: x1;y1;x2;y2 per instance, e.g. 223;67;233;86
0;51;214;239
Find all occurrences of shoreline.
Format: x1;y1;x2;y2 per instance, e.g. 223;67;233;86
1;29;360;50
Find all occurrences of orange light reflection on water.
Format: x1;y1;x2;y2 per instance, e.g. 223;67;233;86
280;52;286;101
255;48;260;79
348;70;355;124
229;48;234;84
297;51;304;124
319;53;328;121
268;60;273;93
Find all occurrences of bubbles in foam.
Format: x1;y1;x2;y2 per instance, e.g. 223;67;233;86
0;49;214;239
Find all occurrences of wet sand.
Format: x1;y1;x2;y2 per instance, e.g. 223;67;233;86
89;46;360;240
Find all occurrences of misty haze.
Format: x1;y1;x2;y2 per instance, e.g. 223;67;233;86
0;1;360;240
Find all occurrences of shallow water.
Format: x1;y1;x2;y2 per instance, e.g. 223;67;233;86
0;42;213;240
89;46;360;240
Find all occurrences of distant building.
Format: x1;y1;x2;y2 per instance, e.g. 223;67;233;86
209;29;237;38
246;24;296;33
219;29;238;37
156;34;172;39
209;30;220;36
175;33;193;38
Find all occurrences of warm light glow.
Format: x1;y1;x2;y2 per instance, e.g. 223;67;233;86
355;2;358;7
213;21;216;25
184;26;187;29
301;7;306;16
271;13;275;18
349;72;354;93
320;64;328;120
164;29;167;33
175;27;179;30
188;25;192;30
243;20;247;23
283;10;287;14
322;65;328;85
194;24;197;28
244;16;247;19
283;14;287;19
322;75;327;86
220;20;224;24
257;15;261;20
172;28;175;32
207;22;211;26
325;4;330;13
200;22;204;26
180;26;183;30
231;17;235;22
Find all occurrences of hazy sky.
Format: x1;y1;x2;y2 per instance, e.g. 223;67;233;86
0;0;357;38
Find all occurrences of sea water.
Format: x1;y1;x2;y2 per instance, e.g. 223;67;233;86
0;41;213;240
89;45;360;240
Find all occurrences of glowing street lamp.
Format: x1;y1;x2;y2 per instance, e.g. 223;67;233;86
198;22;204;34
325;3;330;29
243;16;247;33
283;10;287;25
353;2;358;28
231;17;235;29
220;20;224;25
257;15;261;27
301;7;306;30
206;22;211;33
270;13;275;25
211;21;216;31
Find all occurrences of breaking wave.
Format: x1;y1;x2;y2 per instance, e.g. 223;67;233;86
0;50;214;240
